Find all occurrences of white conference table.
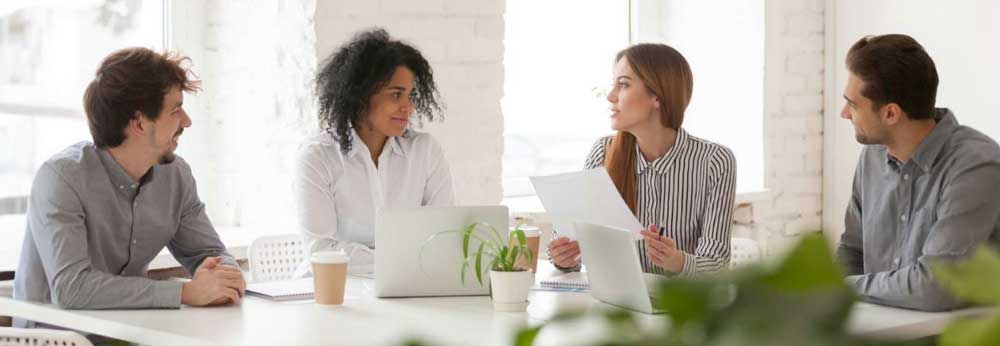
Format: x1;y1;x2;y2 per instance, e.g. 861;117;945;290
1;267;994;346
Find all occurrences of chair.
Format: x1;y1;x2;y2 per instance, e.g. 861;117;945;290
730;237;761;269
0;327;94;346
247;234;307;283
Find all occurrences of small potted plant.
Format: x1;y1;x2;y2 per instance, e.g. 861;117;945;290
425;222;535;311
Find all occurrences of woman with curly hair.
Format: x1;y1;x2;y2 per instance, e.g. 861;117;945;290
294;28;453;274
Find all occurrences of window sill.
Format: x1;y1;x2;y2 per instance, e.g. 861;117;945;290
501;188;772;221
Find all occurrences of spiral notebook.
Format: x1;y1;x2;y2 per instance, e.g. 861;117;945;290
246;278;315;301
537;272;589;290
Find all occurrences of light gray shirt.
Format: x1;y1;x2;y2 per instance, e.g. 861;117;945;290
838;109;1000;311
14;142;234;317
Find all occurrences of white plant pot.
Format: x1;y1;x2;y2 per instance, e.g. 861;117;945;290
490;270;534;312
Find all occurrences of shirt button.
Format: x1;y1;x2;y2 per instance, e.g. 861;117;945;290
119;185;124;189
130;183;137;188
132;240;137;244
900;214;908;222
903;174;910;180
893;258;900;265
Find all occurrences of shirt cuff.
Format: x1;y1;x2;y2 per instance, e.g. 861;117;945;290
551;259;582;272
152;279;184;308
677;251;698;277
845;274;863;290
219;255;239;268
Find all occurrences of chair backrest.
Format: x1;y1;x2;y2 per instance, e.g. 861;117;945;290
0;327;94;346
730;237;761;269
247;234;306;283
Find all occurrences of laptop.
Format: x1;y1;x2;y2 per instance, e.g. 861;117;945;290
374;206;508;298
575;221;665;314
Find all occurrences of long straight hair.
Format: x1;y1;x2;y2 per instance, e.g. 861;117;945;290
605;44;693;214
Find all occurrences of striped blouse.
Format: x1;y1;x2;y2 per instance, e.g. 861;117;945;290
575;128;737;276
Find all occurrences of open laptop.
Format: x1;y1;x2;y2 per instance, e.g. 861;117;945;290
374;206;508;298
575;221;665;314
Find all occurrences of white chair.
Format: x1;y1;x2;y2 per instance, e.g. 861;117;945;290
730;237;761;269
247;234;306;283
0;327;94;346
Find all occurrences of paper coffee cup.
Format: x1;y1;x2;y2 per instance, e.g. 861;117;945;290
511;226;541;272
311;251;348;306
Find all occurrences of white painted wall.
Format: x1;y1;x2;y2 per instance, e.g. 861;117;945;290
313;0;505;206
823;0;1000;244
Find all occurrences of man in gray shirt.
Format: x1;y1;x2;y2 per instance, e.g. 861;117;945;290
14;47;246;325
837;34;1000;311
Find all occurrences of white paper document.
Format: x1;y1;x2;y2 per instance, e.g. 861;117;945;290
530;169;644;239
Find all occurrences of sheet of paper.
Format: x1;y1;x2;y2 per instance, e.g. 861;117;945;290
530;169;644;239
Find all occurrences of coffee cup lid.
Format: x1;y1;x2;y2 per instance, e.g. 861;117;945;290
312;250;348;264
511;225;540;237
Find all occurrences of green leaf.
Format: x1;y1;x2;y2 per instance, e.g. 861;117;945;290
763;234;845;292
932;245;1000;305
513;326;542;346
657;278;715;326
462;225;472;260
475;242;485;285
510;246;521;271
938;313;1000;346
460;260;469;285
513;228;527;247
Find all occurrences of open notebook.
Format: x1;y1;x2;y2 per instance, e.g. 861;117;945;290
246;278;315;301
537;271;589;290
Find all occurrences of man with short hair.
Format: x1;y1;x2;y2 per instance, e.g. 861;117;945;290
14;47;245;326
837;34;1000;311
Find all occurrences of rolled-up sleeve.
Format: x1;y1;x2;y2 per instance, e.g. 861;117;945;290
28;164;183;309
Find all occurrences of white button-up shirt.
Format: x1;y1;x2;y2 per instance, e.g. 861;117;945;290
293;129;454;272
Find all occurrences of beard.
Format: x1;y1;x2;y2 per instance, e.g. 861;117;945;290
158;151;176;164
855;133;877;145
158;128;183;164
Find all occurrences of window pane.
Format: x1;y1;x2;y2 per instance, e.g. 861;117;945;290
502;0;630;196
0;0;164;208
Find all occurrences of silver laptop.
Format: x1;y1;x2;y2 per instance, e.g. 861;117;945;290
575;221;665;314
374;206;508;298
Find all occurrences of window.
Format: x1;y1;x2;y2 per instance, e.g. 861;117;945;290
502;0;765;212
632;0;766;194
501;0;630;207
0;0;167;267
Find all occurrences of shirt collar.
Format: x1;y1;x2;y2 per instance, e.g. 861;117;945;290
345;128;407;159
908;108;956;173
96;147;145;190
636;128;688;175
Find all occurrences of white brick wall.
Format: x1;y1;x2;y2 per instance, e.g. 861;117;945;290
314;0;505;206
748;0;826;256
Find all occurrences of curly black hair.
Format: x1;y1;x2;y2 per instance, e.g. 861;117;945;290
315;28;444;154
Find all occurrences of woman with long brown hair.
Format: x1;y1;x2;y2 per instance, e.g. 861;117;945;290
548;43;737;276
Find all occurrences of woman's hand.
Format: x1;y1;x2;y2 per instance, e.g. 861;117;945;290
548;236;581;269
640;225;685;273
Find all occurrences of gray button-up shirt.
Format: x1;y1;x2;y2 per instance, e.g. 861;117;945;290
14;142;235;316
837;108;1000;311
